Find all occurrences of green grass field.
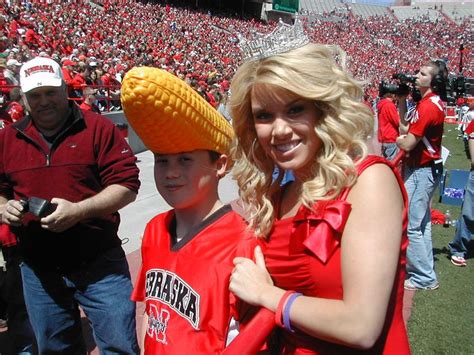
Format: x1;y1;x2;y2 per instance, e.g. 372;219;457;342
407;123;474;354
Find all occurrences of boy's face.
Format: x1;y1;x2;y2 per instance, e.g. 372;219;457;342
153;150;226;211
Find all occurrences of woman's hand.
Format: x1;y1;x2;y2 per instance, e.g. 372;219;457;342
229;246;274;306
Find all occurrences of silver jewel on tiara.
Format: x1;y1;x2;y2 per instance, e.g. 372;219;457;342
237;17;310;62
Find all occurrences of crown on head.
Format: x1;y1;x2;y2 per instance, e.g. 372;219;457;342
237;17;310;62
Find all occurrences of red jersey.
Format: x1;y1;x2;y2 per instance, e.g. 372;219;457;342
377;98;399;143
406;93;444;167
132;206;258;354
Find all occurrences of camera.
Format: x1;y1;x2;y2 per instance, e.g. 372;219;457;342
20;197;56;217
378;72;417;97
445;74;472;104
392;73;417;84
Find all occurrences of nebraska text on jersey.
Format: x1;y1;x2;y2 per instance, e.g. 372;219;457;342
145;269;200;329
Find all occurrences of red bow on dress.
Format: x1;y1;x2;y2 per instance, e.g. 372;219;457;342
291;200;352;263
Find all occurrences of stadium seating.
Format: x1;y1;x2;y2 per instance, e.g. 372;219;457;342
0;0;471;110
348;3;390;18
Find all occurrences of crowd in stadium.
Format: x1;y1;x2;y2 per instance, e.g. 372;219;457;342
0;1;472;354
0;0;471;113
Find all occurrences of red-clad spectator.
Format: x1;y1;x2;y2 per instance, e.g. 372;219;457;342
206;90;217;108
79;86;101;114
71;64;88;95
7;15;28;40
377;92;401;161
6;101;24;123
0;90;11;127
0;106;11;127
24;24;43;49
100;69;120;87
0;0;471;110
220;78;230;91
0;59;10;96
87;68;103;86
61;59;77;94
0;86;24;128
5;88;24;123
4;59;22;86
0;15;7;39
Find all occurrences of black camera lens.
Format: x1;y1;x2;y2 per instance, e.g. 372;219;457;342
392;73;417;84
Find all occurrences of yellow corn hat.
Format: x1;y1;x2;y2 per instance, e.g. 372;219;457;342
121;67;234;155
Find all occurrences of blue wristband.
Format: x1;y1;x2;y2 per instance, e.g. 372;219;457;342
283;292;302;332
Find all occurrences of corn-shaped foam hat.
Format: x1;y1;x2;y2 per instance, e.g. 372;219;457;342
121;67;234;155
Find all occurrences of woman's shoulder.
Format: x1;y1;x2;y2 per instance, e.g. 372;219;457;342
355;155;393;174
358;154;404;180
348;156;405;206
354;155;403;190
336;155;401;199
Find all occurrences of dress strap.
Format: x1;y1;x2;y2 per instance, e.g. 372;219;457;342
339;155;398;201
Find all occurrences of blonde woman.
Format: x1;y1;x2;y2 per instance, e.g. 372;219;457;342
228;43;410;354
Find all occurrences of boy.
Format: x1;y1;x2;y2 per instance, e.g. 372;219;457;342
122;67;259;354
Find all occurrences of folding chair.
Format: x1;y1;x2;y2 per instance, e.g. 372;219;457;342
439;169;470;206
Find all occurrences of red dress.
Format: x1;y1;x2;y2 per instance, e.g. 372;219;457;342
264;156;410;354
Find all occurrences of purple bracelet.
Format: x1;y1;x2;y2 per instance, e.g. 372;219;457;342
283;292;302;332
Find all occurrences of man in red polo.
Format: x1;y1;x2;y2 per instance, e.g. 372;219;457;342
397;59;447;291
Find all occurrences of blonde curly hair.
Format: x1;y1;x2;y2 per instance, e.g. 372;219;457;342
229;44;374;238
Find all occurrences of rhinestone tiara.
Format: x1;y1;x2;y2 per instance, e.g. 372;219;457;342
237;17;310;62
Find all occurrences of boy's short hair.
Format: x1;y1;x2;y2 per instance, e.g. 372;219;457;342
155;150;220;161
208;150;221;162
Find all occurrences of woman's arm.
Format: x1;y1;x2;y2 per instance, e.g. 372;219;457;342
230;163;404;349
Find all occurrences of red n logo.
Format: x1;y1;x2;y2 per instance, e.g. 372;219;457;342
147;304;170;344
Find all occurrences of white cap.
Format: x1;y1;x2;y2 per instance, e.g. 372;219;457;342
7;59;22;67
20;57;64;93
